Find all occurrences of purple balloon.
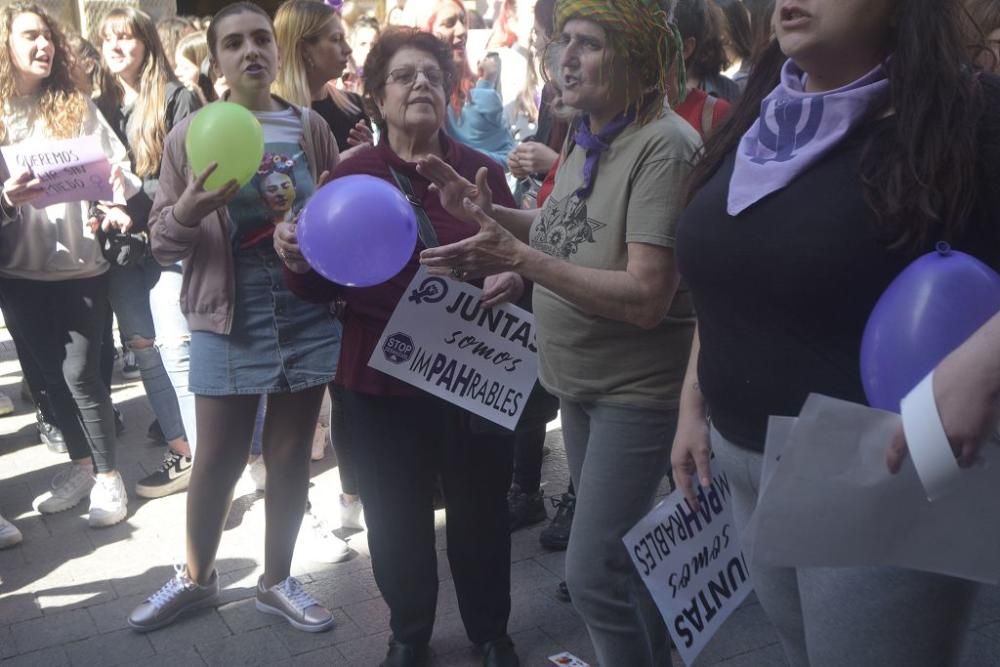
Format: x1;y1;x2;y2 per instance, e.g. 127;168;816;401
297;175;418;287
860;243;1000;412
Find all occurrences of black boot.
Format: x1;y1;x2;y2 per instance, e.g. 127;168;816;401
380;638;429;667
482;636;520;667
36;408;66;454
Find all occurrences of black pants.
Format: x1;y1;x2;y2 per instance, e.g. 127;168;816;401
511;382;561;493
341;389;513;646
328;383;358;495
0;274;117;471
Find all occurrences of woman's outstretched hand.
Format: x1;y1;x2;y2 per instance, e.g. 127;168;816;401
416;155;494;224
420;198;524;280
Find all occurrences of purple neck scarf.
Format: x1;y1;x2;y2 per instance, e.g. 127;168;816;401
573;110;636;199
727;59;890;216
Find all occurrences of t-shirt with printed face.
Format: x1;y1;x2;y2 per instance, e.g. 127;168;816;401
529;111;702;411
226;108;314;250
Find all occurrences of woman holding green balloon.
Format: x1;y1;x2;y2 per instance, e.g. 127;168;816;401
130;1;342;635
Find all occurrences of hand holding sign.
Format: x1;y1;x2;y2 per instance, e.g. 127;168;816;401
2;169;44;207
172;163;241;227
420;199;523;281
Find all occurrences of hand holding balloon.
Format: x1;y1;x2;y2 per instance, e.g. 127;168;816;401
274;221;311;274
172;163;241;227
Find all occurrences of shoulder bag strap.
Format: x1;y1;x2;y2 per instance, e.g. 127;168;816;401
701;94;718;136
389;165;440;249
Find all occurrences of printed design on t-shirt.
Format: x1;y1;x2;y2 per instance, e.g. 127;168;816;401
533;194;605;259
226;142;313;249
254;152;298;224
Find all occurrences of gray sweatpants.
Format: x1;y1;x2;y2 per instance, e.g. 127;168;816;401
711;428;978;667
561;399;676;667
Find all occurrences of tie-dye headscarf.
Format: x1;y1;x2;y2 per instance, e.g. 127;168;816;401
553;0;686;124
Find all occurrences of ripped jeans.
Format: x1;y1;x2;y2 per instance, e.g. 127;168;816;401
108;257;186;446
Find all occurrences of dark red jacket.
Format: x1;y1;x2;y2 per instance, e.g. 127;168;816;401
286;134;516;396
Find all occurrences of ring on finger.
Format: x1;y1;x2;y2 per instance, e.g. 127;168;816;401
450;267;467;281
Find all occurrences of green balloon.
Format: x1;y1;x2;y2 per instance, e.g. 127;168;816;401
184;102;265;191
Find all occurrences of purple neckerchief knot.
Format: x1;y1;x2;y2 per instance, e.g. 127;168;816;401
573;109;636;200
727;59;890;216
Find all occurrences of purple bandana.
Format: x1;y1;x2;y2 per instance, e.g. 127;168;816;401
727;59;890;216
573;110;636;200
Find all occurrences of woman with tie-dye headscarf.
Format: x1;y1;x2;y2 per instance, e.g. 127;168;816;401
418;1;697;664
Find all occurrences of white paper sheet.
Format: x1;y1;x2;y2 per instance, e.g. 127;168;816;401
744;394;1000;583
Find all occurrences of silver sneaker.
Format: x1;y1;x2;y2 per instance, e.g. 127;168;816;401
33;463;94;514
128;566;219;632
255;575;334;632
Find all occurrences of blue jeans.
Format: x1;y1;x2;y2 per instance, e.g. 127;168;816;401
108;257;186;444
148;263;196;454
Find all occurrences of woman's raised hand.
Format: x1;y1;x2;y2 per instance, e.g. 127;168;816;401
171;163;240;227
416;155;494;223
347;121;374;147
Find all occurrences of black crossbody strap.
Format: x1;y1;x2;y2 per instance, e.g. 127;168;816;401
389;166;440;249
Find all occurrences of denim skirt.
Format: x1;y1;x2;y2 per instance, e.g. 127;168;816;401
189;246;340;396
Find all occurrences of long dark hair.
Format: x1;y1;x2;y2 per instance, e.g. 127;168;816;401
715;0;753;63
688;0;984;248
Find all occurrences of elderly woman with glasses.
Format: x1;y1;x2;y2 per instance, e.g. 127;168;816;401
276;27;522;667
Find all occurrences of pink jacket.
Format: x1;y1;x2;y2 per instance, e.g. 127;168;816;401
149;101;339;334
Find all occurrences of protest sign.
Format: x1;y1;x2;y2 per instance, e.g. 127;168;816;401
1;135;112;208
623;464;752;666
368;267;539;430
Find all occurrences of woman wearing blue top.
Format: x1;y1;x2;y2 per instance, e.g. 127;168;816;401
416;0;516;169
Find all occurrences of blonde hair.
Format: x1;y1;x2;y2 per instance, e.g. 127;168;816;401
274;0;360;115
99;8;178;178
0;3;88;144
175;29;208;72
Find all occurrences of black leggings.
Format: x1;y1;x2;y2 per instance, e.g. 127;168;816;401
0;274;117;472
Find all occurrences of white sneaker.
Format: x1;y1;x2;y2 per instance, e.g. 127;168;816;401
298;511;351;563
0;391;14;417
33;463;95;513
339;494;365;531
88;471;128;527
248;456;266;492
0;513;23;549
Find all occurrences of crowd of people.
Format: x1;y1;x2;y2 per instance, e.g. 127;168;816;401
1;0;1000;665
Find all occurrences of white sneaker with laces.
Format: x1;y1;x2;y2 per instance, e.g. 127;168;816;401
256;575;334;632
339;494;365;531
88;471;128;527
248;456;266;492
33;463;95;514
299;510;351;563
0;513;23;548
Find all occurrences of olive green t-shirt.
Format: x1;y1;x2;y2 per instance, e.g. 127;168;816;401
529;111;701;410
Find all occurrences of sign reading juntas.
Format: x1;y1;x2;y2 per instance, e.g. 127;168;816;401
368;267;539;430
0;135;113;208
623;463;752;667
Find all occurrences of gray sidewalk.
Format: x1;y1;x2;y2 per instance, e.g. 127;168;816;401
2;327;1000;666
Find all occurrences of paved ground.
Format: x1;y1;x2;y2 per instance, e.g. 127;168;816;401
2;326;1000;666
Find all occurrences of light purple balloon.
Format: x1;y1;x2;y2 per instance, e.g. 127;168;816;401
297;175;418;287
860;243;1000;412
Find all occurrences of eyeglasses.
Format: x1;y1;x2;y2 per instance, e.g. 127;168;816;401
386;65;445;88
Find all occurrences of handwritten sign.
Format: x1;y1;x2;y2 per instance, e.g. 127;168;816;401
368;267;539;430
1;135;113;208
623;464;752;667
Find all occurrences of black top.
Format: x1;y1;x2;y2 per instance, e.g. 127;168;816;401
676;76;1000;450
103;81;201;232
311;91;370;153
